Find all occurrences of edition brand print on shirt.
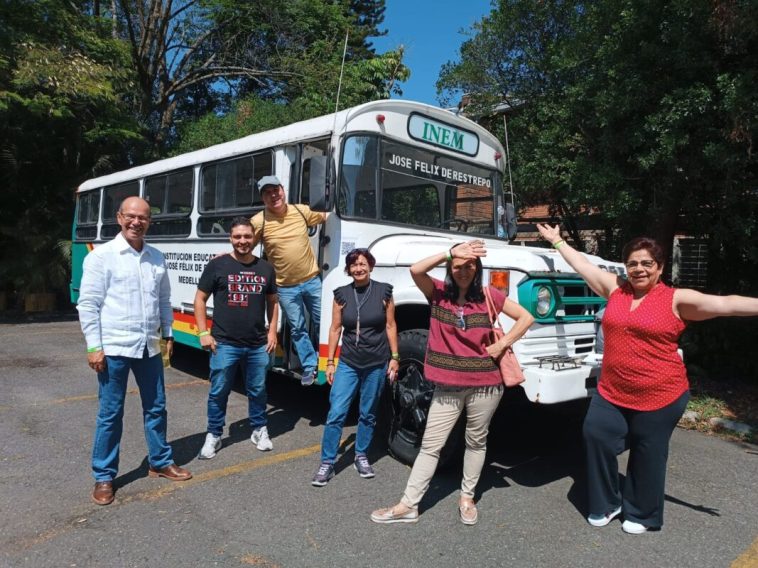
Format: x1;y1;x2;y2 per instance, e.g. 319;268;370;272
227;272;269;306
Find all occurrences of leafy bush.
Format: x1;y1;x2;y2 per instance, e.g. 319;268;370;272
681;318;758;384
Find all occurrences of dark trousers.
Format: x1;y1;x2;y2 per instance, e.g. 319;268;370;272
583;390;689;528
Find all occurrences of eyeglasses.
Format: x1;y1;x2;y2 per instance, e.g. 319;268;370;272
119;213;150;222
456;307;466;331
625;260;656;270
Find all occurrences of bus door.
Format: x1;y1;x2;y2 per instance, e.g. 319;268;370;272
275;140;331;375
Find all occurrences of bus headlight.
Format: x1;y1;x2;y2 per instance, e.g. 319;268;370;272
536;286;552;316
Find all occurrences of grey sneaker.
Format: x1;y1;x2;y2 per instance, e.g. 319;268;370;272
198;433;222;460
354;455;375;478
251;426;273;451
311;462;334;486
301;368;317;386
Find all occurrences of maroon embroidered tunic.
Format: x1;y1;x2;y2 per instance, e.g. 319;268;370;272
424;279;506;388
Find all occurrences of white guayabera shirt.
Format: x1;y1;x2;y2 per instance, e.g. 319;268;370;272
77;232;173;358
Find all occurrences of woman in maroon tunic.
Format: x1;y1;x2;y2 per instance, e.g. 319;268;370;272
537;223;758;534
371;239;533;525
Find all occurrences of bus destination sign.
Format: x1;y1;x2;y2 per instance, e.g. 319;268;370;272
407;113;479;156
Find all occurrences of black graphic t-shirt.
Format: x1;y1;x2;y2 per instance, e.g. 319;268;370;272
197;255;277;347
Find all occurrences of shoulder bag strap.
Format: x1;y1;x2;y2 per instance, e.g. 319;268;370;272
483;287;500;329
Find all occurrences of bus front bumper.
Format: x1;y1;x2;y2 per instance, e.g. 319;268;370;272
521;357;602;404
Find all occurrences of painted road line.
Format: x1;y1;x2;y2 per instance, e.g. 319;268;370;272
0;379;207;410
7;442;322;554
731;535;758;568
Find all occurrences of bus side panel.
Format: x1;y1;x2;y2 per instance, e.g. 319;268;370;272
171;311;203;349
70;242;93;304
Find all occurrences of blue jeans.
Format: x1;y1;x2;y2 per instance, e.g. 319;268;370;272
277;275;321;373
207;342;270;436
92;353;173;482
320;362;387;463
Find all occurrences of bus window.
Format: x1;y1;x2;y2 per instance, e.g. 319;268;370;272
381;184;440;227
378;139;498;235
75;190;100;241
339;136;379;218
443;183;496;234
299;139;329;205
101;181;140;239
198;151;272;236
144;168;193;237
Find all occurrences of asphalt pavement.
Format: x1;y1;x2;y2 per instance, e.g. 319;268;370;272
0;319;756;568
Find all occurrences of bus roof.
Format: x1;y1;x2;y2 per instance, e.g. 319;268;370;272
77;99;505;193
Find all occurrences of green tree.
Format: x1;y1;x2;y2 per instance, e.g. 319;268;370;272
172;0;408;153
99;0;398;151
0;0;140;306
438;0;758;289
174;45;409;154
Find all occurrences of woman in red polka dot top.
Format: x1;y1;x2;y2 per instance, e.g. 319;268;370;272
537;223;758;535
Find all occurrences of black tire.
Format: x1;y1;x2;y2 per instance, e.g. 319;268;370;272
381;329;463;466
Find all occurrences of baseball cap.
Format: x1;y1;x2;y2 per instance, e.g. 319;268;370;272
257;175;282;191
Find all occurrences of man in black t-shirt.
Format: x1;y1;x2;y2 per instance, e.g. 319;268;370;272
194;217;279;459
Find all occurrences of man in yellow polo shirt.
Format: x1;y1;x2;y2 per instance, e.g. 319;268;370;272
251;176;327;385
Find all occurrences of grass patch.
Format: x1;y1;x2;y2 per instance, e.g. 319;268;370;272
678;372;757;444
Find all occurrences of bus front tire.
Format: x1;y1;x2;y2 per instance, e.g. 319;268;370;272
382;329;463;467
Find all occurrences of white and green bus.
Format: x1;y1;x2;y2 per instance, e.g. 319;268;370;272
71;99;622;462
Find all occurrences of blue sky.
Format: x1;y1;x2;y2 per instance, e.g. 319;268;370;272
372;0;495;107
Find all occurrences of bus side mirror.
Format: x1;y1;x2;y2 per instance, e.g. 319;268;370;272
503;202;518;241
307;156;331;212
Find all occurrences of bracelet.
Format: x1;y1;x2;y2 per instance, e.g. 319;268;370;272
87;346;102;353
162;337;174;341
446;248;453;261
553;240;565;250
391;352;400;361
326;358;335;364
198;331;210;337
326;362;335;367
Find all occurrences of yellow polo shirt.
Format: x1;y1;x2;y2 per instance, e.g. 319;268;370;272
251;204;324;286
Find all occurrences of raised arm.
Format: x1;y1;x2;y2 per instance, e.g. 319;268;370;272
674;289;758;321
536;224;620;299
410;240;486;300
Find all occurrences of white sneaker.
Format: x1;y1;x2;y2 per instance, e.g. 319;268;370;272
251;426;273;451
622;520;648;534
198;433;221;459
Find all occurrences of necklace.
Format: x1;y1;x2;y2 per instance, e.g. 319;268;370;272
353;280;373;345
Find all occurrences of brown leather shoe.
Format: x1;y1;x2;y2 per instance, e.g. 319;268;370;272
148;463;192;481
92;481;114;505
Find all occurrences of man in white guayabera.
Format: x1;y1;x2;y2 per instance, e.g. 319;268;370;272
78;196;192;507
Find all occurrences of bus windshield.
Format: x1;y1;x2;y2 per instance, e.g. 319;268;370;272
338;135;502;235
